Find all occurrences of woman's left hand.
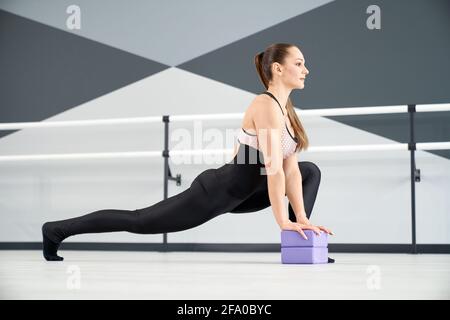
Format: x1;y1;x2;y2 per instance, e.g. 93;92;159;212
296;216;334;235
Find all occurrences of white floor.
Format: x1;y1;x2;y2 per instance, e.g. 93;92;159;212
0;250;449;299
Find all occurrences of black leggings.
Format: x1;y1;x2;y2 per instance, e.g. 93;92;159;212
229;161;320;219
44;146;321;241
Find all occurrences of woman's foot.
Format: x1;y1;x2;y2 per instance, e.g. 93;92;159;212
42;222;64;261
328;257;335;263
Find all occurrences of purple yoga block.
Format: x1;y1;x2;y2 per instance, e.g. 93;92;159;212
281;247;328;264
281;230;328;248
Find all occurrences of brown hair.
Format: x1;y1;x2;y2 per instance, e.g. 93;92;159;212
254;43;309;152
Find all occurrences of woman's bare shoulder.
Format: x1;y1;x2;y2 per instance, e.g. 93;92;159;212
247;94;282;123
247;94;275;113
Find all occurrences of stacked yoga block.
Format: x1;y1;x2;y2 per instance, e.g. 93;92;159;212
281;230;328;264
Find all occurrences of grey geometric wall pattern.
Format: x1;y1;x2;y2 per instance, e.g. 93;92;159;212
178;0;450;159
0;9;169;139
0;0;334;65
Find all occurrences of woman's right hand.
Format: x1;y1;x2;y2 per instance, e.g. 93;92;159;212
280;220;322;240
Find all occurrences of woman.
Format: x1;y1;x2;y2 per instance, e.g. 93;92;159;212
42;43;334;262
